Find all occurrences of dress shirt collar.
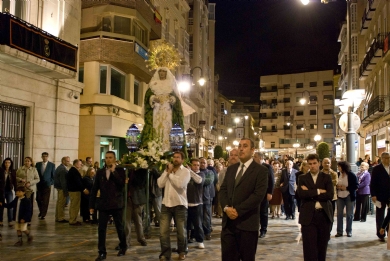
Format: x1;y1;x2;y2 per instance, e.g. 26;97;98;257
240;158;253;170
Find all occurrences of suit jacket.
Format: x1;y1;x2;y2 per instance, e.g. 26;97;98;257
262;162;274;197
90;166;125;211
219;161;268;231
370;163;390;203
128;168;147;205
36;161;55;189
298;172;334;226
54;164;68;193
67;167;84;192
280;168;297;195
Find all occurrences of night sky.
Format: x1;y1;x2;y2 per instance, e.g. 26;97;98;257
209;0;347;99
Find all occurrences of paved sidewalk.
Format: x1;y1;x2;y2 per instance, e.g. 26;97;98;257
0;199;389;260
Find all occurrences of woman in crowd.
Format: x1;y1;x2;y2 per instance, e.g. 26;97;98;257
335;161;358;237
81;167;95;223
0;158;17;227
93;161;100;172
354;162;371;222
269;161;283;218
16;156;40;224
295;161;309;212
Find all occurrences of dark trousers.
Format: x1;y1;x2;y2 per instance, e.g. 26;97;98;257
330;200;336;233
203;202;212;235
354;194;369;221
187;205;204;242
282;193;296;218
36;187;51;217
301;210;331;261
375;204;386;239
0;189;14;222
259;197;268;233
98;208;127;255
80;194;91;222
221;222;259;261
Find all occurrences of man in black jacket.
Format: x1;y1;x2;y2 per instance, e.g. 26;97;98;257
67;159;84;226
90;151;127;261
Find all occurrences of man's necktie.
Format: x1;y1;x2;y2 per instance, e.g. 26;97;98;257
235;164;245;186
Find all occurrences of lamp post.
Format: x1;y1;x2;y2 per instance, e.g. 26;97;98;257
299;90;322;147
190;66;206;86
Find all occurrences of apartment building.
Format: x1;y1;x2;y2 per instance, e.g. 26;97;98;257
260;70;335;158
0;1;83;167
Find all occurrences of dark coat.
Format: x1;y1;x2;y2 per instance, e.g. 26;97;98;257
262;162;274;197
128;168;147;205
337;171;358;201
201;168;215;203
298;172;334;226
370;163;390;203
90;166;125;211
67;167;84;192
6;197;32;223
280;168;298;195
2;169;17;192
36;161;55;189
219;161;268;231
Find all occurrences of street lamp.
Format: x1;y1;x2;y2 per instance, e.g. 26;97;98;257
301;0;309;5
300;90;322;146
190;66;206;86
233;140;239;147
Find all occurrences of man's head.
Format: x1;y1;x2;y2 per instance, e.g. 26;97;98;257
306;154;320;174
73;159;82;169
86;157;93;166
61;156;70;166
228;149;239;165
41;152;49;162
105;151;117;167
272;161;280;171
172;151;185;167
207;159;214;167
253;152;265;164
321;157;331;171
199;157;207;170
285;160;293;170
381;152;390;167
158;69;167;80
238;138;255;163
191;158;200;172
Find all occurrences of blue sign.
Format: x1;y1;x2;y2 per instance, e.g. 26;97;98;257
135;42;148;60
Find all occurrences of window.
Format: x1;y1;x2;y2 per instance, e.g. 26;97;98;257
310;124;317;130
324;123;333;129
220;102;225;113
324;109;333;115
296;97;302;102
323;80;333;86
133;21;147;45
102;17;112;32
284;111;290;116
271;142;275;148
296;83;303;88
323;94;334;100
220;115;225;126
296;111;304;116
2;0;26;19
114;16;131;35
78;67;84;83
296;124;304;130
310;82;317;87
283;84;290;89
99;65;127;100
134;80;142;106
283;98;290;103
283;125;290;130
310;110;316;115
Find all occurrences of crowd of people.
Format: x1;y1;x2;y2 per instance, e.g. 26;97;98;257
0;146;390;261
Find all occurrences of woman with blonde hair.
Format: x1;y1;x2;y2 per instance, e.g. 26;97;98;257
16;157;40;224
354;162;371;222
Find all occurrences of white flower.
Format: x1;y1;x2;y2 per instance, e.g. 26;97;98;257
160;159;168;165
132;162;138;168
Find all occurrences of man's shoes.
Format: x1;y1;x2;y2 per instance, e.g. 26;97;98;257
117;249;126;256
187;238;194;243
40;216;45;220
138;239;147;246
95;253;106;261
178;253;186;260
38;213;41;218
360;219;366;222
259;231;266;238
335;233;343;237
56;219;68;223
347;233;352;237
115;245;121;250
379;237;385;242
69;221;82;226
197;242;205;249
14;240;23;246
292;216;296;220
205;234;211;240
285;217;290;220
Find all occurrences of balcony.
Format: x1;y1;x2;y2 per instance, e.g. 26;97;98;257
360;1;377;35
81;0;162;40
359;34;384;79
190;89;206;108
261;103;277;110
0;13;77;79
361;95;390;126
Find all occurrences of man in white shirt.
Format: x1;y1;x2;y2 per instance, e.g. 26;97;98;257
157;151;190;261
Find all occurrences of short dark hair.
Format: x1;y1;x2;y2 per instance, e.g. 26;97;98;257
191;158;200;164
42;152;49;156
174;151;185;160
86;157;92;161
73;159;80;165
16;186;25;192
306;154;320;162
240;138;255;149
337;161;351;173
106;151;116;158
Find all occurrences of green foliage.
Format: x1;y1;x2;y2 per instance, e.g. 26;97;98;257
317;142;330;160
214;145;224;159
222;151;228;160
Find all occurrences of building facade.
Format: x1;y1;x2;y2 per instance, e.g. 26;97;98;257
0;1;83;167
260;70;335;158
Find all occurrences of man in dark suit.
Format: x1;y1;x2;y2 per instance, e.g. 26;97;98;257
67;159;85;226
220;138;268;261
253;152;274;238
36;152;55;220
90;151;127;261
298;153;334;261
280;160;298;220
370;151;390;242
54;156;70;223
